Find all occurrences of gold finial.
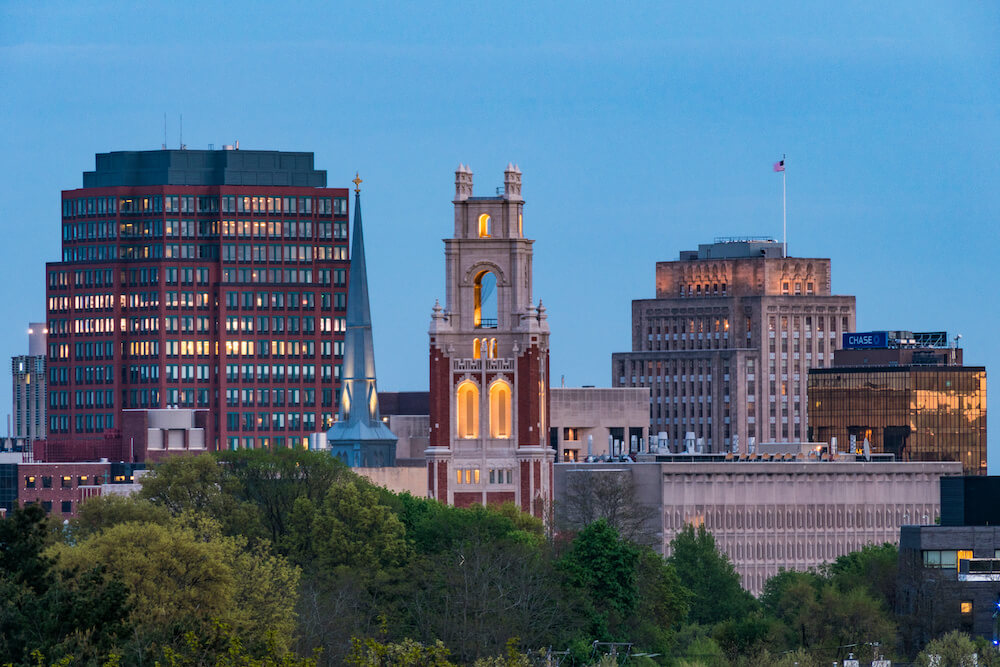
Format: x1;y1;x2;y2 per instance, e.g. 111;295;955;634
352;172;362;193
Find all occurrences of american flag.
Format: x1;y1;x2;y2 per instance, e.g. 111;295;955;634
773;159;785;173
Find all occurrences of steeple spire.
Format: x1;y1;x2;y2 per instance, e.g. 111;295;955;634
325;180;396;466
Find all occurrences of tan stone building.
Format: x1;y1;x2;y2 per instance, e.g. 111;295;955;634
555;458;962;595
612;238;856;452
550;387;649;461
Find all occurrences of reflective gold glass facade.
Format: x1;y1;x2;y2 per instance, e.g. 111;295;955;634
808;367;986;475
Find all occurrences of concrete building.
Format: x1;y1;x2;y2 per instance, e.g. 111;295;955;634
897;476;1000;652
612;237;856;453
426;165;554;519
549;387;650;461
808;330;987;475
324;181;397;467
11;323;47;440
380;392;430;464
47;148;351;452
554;457;961;595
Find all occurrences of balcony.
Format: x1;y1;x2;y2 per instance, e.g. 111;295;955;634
476;318;498;329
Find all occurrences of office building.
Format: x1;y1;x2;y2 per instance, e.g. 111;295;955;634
897;476;1000;652
11;323;47;440
556;457;961;595
612;238;856;452
426;165;554;519
46;148;350;451
808;330;987;475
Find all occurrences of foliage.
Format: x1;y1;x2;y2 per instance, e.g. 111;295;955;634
916;630;994;667
154;621;320;666
49;515;299;660
557;470;659;546
69;494;171;541
667;524;757;626
824;542;898;610
345;637;455;667
0;505;132;666
558;519;639;640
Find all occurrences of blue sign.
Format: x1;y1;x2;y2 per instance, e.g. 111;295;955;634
843;331;889;349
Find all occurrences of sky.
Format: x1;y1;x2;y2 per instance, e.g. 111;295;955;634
1;2;998;470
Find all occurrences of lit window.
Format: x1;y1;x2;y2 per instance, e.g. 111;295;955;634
456;469;462;485
473;338;481;360
456;382;479;439
478;214;491;238
474;469;480;484
473;271;497;329
958;550;973;567
489;381;512;439
961;601;972;614
465;469;471;484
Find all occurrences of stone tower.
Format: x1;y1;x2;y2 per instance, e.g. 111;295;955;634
426;164;553;518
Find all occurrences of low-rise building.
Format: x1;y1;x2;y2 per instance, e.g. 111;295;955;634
549;387;649;461
897;476;1000;652
555;457;961;595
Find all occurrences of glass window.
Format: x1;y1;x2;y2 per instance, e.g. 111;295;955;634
489;381;512;439
456;381;479;439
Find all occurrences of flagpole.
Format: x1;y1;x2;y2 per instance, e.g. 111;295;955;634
782;154;787;257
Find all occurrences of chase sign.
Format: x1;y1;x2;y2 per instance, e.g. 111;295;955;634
842;331;889;349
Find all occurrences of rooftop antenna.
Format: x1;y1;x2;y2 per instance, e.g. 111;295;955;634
179;114;185;150
162;113;167;150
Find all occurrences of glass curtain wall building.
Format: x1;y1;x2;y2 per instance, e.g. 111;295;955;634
808;366;987;475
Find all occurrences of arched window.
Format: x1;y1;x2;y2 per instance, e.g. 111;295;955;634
474;270;497;328
456;382;479;439
478;214;491;238
489;381;511;439
473;338;481;359
488;338;498;359
518;213;523;237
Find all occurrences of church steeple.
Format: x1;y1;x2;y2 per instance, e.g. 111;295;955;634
325;176;397;467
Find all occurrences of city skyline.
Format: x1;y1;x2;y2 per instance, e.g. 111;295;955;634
2;3;998;470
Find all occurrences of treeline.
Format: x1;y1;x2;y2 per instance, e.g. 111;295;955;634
0;450;990;666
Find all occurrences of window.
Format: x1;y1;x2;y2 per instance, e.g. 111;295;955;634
489;381;511;439
473;338;481;359
61;500;72;514
473;270;497;328
478;213;491;238
961;601;973;614
958;550;973;568
456;381;479;439
923;550;959;569
24;475;35;489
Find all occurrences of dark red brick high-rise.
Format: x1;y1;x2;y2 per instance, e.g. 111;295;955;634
46;148;350;452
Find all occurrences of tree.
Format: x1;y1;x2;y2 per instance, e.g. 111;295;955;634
70;494;171;541
286;477;409;572
667;524;757;626
50;516;300;660
345;637;455;667
557;470;659;546
138;454;261;537
630;549;691;656
916;630;985;667
559;519;639;641
825;542;898;610
0;506;132;665
217;449;350;545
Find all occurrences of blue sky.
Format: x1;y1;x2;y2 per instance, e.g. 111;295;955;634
1;2;998;469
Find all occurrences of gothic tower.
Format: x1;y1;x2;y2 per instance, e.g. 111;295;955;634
426;164;553;519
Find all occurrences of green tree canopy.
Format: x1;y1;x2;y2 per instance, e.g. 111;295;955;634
667;524;757;626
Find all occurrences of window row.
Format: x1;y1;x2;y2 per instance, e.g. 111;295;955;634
456;380;512;439
63;195;348;218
